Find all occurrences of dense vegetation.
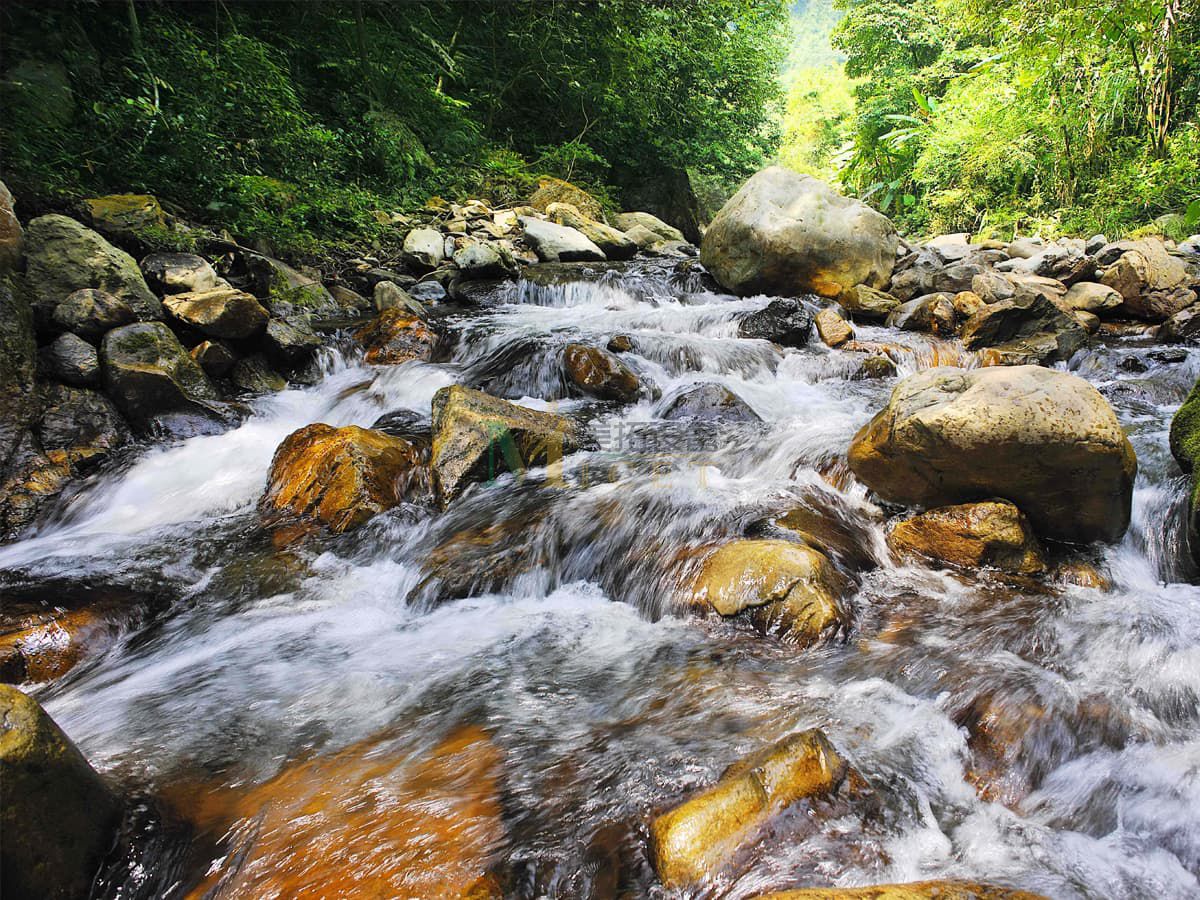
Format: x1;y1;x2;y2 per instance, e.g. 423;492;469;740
1;0;787;256
784;0;1200;238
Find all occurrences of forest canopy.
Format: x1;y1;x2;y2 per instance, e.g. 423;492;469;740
1;0;788;254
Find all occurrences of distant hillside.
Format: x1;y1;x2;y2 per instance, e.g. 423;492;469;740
782;0;843;85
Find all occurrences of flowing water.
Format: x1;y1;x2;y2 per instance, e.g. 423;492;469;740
3;259;1199;898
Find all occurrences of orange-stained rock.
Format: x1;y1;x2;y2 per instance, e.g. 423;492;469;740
563;342;640;402
651;730;848;887
353;308;437;365
887;501;1046;575
753;880;1047;899
0;606;122;684
179;726;507;899
260;423;428;534
1053;560;1113;590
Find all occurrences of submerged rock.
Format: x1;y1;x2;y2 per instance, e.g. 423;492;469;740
261;423;427;534
651;729;848;887
0;685;120;900
690;540;850;645
849;366;1136;543
24;214;162;323
661;383;760;422
100;322;224;434
430;385;592;506
353;309;437;365
738;298;814;347
754;881;1048;899
562;343;640;402
887;501;1046;575
701;167;897;298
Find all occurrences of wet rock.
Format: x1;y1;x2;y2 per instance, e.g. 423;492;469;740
164;288;269;340
178;726;506;898
852;354;898;380
403;227;446;271
1063;281;1122;313
190;340;237;378
0;684;120;900
0;601;129;685
51;288;136;343
887;501;1046;575
607;334;634;353
84;192;164;237
960;294;1086;364
520;216;606;263
690;540;850;645
261;423;427;534
886;293;956;335
1169;377;1200;566
754;880;1048;899
263;316;322;368
452;240;518;279
245;253;336;315
370;409;430;440
701;168;897;298
0;432;72;539
840;284;900;321
848;366;1137;543
1054;560;1113;591
0;179;24;274
353;309;437;365
231;355;287;394
773;491;880;572
815;307;853;347
1159;303;1200;344
738;298;814;347
614;211;685;242
24;214;161;323
651;729;848;887
430;385;592;506
661;383;760;423
1100;238;1192;320
562;343;640;402
141;252;222;295
547;202;637;260
40;332;99;386
36;384;129;470
410;280;449;303
100;322;223;434
530;176;604;220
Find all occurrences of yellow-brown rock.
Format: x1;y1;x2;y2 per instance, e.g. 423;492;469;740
651;730;848;888
691;540;850;646
753;880;1047;899
260;423;426;534
179;726;506;899
563;342;640;402
353;308;437;365
815;307;854;347
953;290;986;319
528;176;604;220
887;501;1046;575
84;193;165;236
0;606;120;684
1054;560;1113;590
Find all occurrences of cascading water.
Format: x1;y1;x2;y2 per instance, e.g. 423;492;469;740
2;258;1199;898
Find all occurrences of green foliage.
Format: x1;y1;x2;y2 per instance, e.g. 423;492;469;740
1;0;789;259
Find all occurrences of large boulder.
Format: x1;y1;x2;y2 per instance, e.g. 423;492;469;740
1;685;120;900
960;294;1086;365
887;501;1046;574
24;214;161;323
36;384;130;471
1169;377;1200;567
615;211;685;243
690;540;850;645
51;289;136;343
245;253;336;315
562;343;640;402
700;167;898;299
1100;239;1193;320
141;252;222;295
651;730;848;887
451;240;518;279
519;216;606;263
430;385;592;506
848;367;1136;543
528;176;603;220
100;322;223;434
353;309;437;365
661;383;760;423
402;227;446;271
738;298;814;346
260;423;426;534
1063;281;1122;313
163;288;269;340
546;202;637;260
83;193;164;237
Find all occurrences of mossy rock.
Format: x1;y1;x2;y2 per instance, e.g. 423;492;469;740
1169;377;1200;566
84;194;165;238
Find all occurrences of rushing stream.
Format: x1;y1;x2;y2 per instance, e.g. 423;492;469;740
3;259;1199;898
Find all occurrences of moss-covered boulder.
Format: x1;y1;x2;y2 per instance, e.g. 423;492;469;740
690;540;850;646
431;385;592;507
1;685;121;900
84;193;165;238
24;214;161;323
529;176;604;220
651;730;848;888
100;322;223;435
1169;377;1200;567
260;423;427;534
